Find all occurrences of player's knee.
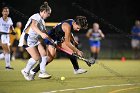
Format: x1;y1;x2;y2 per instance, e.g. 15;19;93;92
3;50;10;54
29;58;38;63
32;55;40;61
40;51;47;57
47;56;54;63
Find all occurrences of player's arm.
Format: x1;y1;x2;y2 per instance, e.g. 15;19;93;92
10;26;16;35
71;33;79;45
86;29;92;38
10;25;14;32
31;19;48;39
98;29;105;38
62;23;82;56
8;17;16;35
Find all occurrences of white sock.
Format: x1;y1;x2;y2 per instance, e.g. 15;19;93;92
5;53;10;67
24;58;36;73
0;53;5;60
40;56;47;73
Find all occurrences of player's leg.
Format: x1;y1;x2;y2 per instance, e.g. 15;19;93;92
1;35;13;69
68;55;79;70
60;42;87;74
69;55;87;74
89;40;96;59
37;44;47;73
21;46;40;80
11;39;18;60
1;44;13;69
32;37;57;74
30;45;56;79
90;41;100;60
91;46;97;59
91;46;100;60
37;44;52;79
95;47;100;60
32;45;56;73
131;39;139;59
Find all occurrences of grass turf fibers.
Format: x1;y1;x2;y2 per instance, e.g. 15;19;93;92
0;59;140;93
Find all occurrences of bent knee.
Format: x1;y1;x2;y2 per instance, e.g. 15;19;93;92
32;55;40;61
48;56;55;63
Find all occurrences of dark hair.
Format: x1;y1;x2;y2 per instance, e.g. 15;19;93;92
40;2;51;12
2;7;9;11
74;16;88;29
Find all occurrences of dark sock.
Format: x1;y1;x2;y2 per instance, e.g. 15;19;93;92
93;53;98;60
91;53;93;57
32;63;40;73
69;55;79;70
32;58;42;73
32;62;49;73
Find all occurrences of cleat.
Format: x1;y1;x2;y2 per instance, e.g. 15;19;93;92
21;69;32;81
29;70;36;80
38;72;51;79
5;67;14;70
74;68;87;74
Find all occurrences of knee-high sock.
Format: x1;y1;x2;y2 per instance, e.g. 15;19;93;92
91;53;93;57
40;56;47;73
32;63;40;73
93;53;98;60
33;59;49;73
5;53;10;67
69;55;79;70
24;58;36;73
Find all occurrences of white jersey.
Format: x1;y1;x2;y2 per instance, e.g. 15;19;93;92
19;13;46;47
0;17;13;45
88;29;101;41
0;17;13;33
23;13;45;37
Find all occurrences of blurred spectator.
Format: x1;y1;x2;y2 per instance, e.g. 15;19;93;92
86;23;105;60
11;21;23;60
131;20;140;59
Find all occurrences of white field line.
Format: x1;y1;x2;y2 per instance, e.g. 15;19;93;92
41;83;140;93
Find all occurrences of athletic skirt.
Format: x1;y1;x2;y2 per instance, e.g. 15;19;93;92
89;40;100;47
18;32;40;48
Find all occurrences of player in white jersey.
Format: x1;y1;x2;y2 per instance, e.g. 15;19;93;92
19;2;51;80
0;7;14;70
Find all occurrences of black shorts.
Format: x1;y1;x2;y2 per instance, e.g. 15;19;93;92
12;39;19;47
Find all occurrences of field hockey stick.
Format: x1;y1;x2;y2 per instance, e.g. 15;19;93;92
56;46;95;67
1;2;93;66
72;53;96;67
37;18;95;66
43;31;96;66
0;31;16;35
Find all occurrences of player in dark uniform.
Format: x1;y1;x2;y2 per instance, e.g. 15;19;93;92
61;34;87;74
29;16;88;80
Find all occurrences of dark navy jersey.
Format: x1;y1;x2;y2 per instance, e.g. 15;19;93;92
44;19;74;44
